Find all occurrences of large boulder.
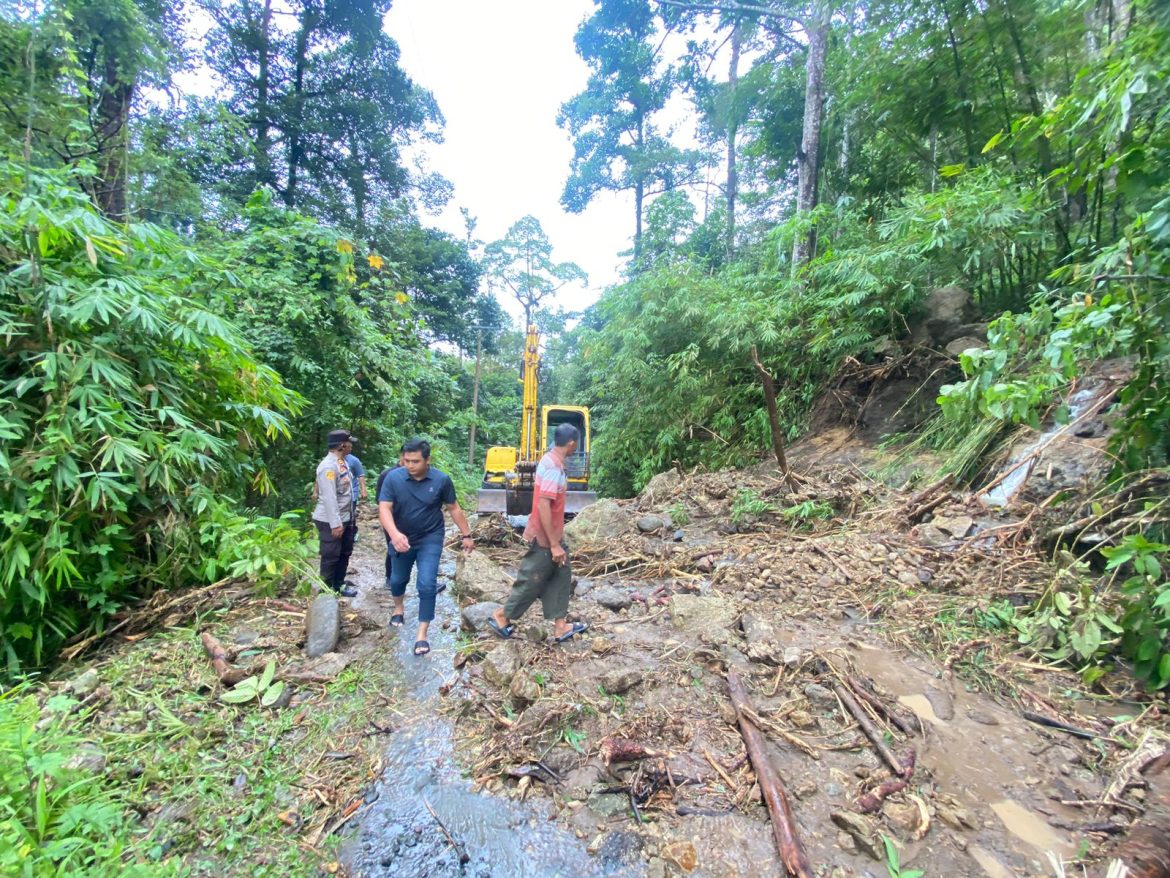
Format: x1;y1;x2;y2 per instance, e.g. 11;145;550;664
638;469;682;507
461;601;504;632
565;499;630;550
741;614;786;665
917;285;976;346
304;593;340;658
482;640;523;688
455;551;513;603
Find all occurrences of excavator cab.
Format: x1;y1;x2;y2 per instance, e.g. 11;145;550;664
475;325;598;517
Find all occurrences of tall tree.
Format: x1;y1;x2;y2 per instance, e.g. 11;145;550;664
559;0;699;261
483;216;588;328
200;0;442;221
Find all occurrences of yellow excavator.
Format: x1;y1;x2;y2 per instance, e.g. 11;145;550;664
476;324;597;516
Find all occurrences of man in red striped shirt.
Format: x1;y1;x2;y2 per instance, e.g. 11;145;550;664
489;423;589;643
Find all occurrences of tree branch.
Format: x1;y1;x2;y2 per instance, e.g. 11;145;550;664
655;0;805;29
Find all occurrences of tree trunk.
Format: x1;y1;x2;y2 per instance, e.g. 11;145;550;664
468;331;482;467
634;117;645;260
942;0;978;165
726;21;741;260
255;0;274;189
93;54;133;221
285;9;317;207
790;10;828;273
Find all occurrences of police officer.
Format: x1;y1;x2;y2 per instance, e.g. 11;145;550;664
313;429;358;597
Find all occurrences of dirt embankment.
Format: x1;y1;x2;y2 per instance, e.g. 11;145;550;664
444;429;1169;877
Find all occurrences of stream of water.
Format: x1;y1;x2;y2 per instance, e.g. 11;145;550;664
342;549;627;878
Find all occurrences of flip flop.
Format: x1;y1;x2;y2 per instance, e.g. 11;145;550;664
553;622;589;643
487;618;514;640
389;614;404;627
413;640;430;656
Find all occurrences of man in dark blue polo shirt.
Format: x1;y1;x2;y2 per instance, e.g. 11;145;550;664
378;438;474;656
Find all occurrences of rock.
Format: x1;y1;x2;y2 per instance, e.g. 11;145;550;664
967;708;1000;726
64;742;107;774
836;831;857;854
304;593;340;658
804;683;836;708
915;524;952;548
945;335;986;356
586;791;629;818
935;797;977;830
516;700;559;734
590;637;609;654
562;764;604;799
483;641;523;688
789;709;817;729
574;579;593;597
592;587;632;611
741;614;785;665
783;646;808;667
565;499;631;550
639;469;682;506
66;667;100;697
830;811;883;860
598;831;644;868
897;570;920;586
455;551;514;603
284;651;350;683
925;686;955;721
669;594;738;636
794;779;818;799
672;529;684;542
509;672;541;705
637;514;666;533
521;623;548;643
460;601;503;632
919;285;975;345
661;840;697;872
646;857;667;878
933;515;974;538
598;668;643;695
884;800;923;835
231;630;261;646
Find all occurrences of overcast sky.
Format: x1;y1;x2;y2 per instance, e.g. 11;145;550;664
383;0;642;324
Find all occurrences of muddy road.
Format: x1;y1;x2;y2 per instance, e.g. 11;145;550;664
336;454;1166;878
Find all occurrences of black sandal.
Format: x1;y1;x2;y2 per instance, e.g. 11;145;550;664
413;640;430;656
389;614;404;628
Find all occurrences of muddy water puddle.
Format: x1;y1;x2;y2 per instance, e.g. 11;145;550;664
341;542;620;878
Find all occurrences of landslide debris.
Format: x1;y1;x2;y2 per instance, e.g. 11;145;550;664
451;452;1170;877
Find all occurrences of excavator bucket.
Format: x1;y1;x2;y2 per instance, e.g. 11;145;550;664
475;488;508;514
565;492;598;514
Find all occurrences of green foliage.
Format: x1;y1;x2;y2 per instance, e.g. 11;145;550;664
881;834;925;878
782;499;834;526
1104;534;1170;690
219;659;285;706
0;686;170;877
730;489;777;524
0;162;303;672
667;502;690;528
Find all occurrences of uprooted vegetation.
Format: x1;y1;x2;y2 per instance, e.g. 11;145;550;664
448;424;1170;876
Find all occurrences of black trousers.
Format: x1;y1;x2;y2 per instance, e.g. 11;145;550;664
314;519;356;590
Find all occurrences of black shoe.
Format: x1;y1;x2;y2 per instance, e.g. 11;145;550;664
332;586;358;598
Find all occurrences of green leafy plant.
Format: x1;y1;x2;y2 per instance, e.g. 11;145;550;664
731;489;778;524
881;835;925;878
1104;533;1170;689
0;686;169;877
0;162;302;674
668;502;691;528
1016;571;1123;685
219;660;286;707
782;499;834;526
560;724;588;754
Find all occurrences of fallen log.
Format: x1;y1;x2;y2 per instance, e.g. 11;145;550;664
750;346;799;493
1118;752;1170;878
200;631;251;686
855;776;909;813
833;683;914;778
727;672;814;878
